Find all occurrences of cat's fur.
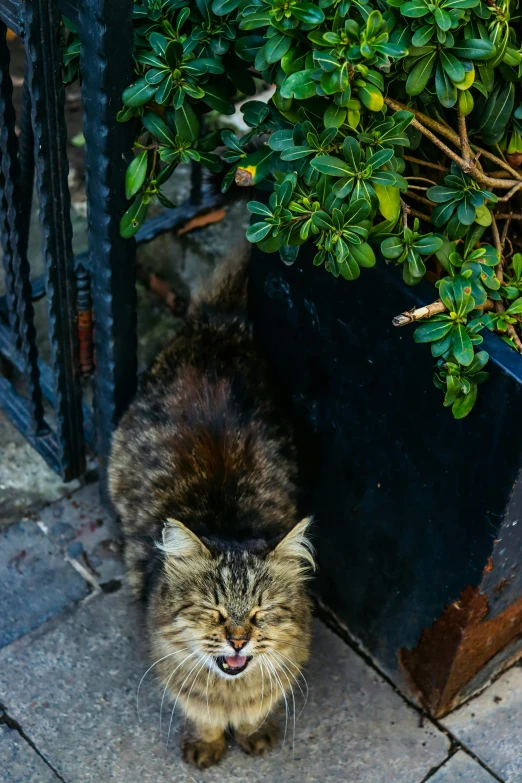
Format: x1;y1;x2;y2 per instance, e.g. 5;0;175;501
108;255;315;768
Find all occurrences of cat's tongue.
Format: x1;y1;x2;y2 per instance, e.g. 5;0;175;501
225;654;247;669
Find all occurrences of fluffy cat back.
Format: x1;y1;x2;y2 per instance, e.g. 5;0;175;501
108;253;298;599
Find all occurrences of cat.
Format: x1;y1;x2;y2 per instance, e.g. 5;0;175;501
108;253;315;768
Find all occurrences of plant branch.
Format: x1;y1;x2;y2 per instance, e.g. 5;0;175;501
403;155;449;173
409;208;433;222
384;98;460;145
392;298;494;327
491;215;522;352
385;98;522;184
458;110;471;164
400;198;410;230
404;190;433;208
494;212;522;220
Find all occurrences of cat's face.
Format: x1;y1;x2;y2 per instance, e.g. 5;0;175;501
151;518;314;680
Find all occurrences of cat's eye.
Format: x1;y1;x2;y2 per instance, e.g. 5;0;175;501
249;607;262;625
214;608;227;623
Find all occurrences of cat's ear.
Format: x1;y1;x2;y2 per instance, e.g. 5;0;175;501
272;517;316;571
158;518;210;559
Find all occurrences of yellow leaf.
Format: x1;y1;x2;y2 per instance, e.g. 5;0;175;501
374;184;400;221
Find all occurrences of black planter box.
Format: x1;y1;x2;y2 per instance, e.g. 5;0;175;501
250;243;522;717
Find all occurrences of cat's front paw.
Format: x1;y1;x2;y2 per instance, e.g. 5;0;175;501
181;735;226;769
235;719;280;756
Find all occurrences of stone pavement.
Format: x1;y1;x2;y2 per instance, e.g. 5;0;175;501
0;447;520;782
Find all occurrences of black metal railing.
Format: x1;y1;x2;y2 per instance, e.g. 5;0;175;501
0;0;220;485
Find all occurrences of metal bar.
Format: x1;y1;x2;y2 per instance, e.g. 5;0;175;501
24;0;85;479
17;60;34;260
0;22;46;432
78;0;137;490
0;377;61;472
0;321;95;448
0;1;24;37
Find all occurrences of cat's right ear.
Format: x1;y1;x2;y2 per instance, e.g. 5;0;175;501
157;518;210;559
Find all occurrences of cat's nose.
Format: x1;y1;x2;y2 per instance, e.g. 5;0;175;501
229;637;248;651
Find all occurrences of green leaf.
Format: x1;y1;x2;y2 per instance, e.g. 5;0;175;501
264;33;292;64
246;222;272;242
212;0;241;14
506;298;522;316
381;236;404;259
311;211;335;230
324;104;347;129
452;384;478;418
202;85;235;114
440;50;465;83
175;103;200;141
149;32;169;57
165;41;183;70
406;52;436;96
125;151;148;200
414;318;453;342
292;2;325;23
450;39;496;61
120;194;148;238
402;0;429;17
435;63;457;108
350;242;376;268
122;77;157;107
339;255;361;280
342;136;361;170
268;129;294;151
413;235;443;254
467;350;489;373
142;113;176;146
311;155;353;177
247;201;273;217
439;277;456;310
451;323;474;365
279;70;317;100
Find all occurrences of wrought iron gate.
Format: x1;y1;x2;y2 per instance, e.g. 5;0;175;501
0;0;219;484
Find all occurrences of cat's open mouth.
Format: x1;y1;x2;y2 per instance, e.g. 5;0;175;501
216;654;253;676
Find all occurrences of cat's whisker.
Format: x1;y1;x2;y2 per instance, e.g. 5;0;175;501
246;657;273;737
136;647;191;723
267;652;296;756
270;650;308;718
265;657;288;750
167;655;209;749
205;656;214;722
183;655;211;729
255;657;265;722
159;650;198;740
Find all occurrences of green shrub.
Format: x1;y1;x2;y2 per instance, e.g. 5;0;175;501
63;0;522;417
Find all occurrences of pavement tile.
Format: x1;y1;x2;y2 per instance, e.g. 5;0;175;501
0;520;88;649
0;722;61;782
38;483;124;587
428;751;499;783
443;666;522;783
0;591;449;783
0;411;80;530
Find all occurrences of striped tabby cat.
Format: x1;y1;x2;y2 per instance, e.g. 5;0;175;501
108;256;314;768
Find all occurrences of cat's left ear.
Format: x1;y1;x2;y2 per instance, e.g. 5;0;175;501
158;518;210;559
272;517;316;571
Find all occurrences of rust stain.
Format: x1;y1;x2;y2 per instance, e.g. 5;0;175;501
484;556;493;573
400;585;522;717
494;577;512;595
78;309;94;375
177;208;226;235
